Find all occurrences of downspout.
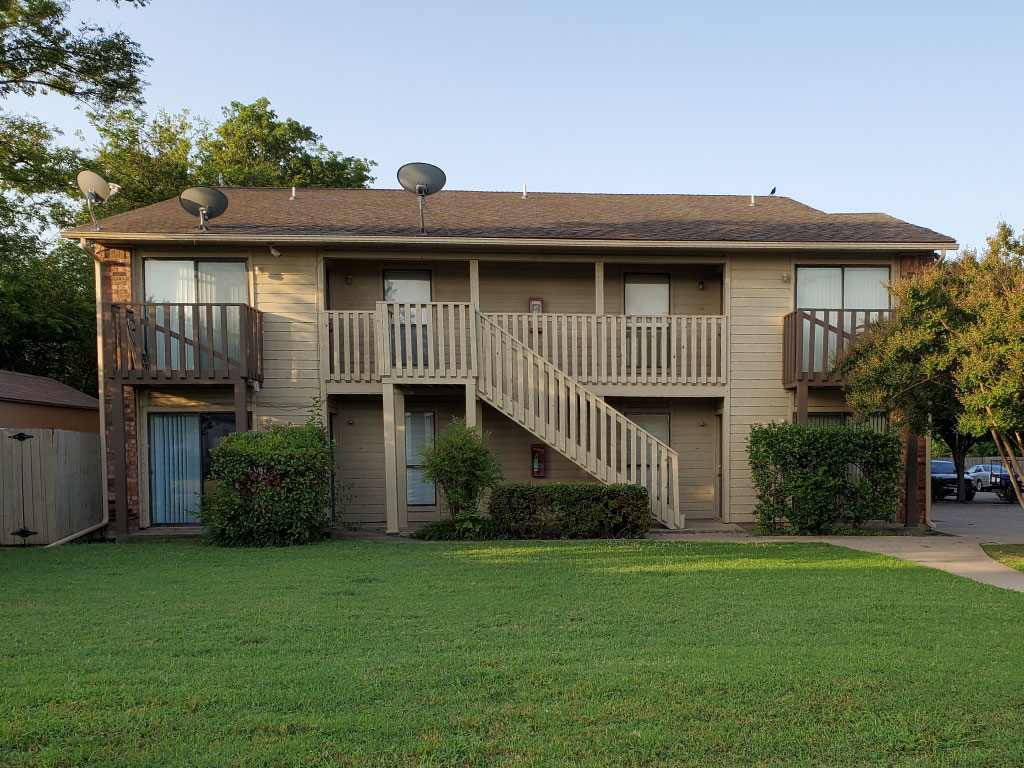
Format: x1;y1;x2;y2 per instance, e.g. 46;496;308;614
47;239;109;545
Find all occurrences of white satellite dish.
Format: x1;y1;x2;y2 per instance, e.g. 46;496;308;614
76;170;121;230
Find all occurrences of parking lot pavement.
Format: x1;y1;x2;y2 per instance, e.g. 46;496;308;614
931;494;1024;544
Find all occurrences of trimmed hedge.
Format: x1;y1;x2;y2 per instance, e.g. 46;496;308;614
486;482;651;539
201;415;333;547
747;422;902;534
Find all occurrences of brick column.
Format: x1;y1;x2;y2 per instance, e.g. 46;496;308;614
99;246;140;534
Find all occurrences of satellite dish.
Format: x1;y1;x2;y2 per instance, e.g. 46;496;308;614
76;170;121;230
397;162;446;234
397;163;446;196
179;187;229;231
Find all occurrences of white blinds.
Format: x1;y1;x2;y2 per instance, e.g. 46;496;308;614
149;413;202;524
624;274;670;315
843;267;890;309
405;412;436;506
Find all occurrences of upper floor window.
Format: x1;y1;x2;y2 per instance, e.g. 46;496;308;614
795;266;890;310
624;273;670;315
144;259;248;304
383;270;431;303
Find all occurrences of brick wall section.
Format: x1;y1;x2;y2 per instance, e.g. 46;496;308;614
896;253;935;524
99;246;140;533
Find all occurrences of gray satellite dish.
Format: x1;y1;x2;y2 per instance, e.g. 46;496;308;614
76;169;122;230
397;162;446;234
179;187;229;231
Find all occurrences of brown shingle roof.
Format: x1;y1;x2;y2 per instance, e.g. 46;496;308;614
62;188;957;245
0;370;98;410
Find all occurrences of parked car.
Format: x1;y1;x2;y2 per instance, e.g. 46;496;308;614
930;460;976;501
965;463;1006;491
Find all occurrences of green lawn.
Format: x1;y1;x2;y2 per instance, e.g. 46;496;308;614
3;540;1024;767
983;544;1024;572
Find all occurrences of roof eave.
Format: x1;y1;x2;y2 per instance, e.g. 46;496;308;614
61;231;959;252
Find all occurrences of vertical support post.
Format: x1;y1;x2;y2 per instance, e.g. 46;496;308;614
395;389;408;531
111;383;129;540
382;382;400;534
594;261;604;315
905;431;919;528
796;382;809;427
469;259;480;309
234;381;248;433
465;380;482;430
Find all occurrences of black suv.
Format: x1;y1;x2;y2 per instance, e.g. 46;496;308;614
931;460;976;501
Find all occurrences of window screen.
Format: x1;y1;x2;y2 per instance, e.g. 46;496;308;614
405;412;436;505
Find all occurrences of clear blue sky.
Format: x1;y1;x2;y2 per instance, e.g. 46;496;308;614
14;0;1024;250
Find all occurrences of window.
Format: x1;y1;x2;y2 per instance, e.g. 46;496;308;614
796;266;889;310
796;266;890;373
141;259;249;372
405;411;436;505
149;412;237;524
624;274;671;372
384;270;431;368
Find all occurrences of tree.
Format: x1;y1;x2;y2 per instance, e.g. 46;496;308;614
838;229;1024;509
196;98;375;188
0;237;96;393
947;226;1024;506
420;418;503;521
836;258;985;502
1;0;151;229
80;99;376;219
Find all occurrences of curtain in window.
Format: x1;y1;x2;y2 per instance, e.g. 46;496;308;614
149;413;202;524
405;412;436;506
143;261;196;371
196;262;247;371
843;267;890;309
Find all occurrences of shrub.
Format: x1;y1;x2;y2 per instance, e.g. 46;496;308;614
487;483;651;539
410;517;505;541
420;418;503;520
202;410;333;547
747;422;902;534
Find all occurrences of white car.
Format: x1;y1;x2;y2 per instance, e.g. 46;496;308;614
965;464;1005;492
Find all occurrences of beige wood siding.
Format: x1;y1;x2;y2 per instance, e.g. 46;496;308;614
479;262;594;313
726;254;793;521
603;264;722;314
253;249;321;426
326;260;470;310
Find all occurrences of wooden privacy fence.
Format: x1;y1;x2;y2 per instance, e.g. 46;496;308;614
1;428;102;546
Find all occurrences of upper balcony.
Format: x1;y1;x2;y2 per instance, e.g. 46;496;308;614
782;308;890;389
323;302;726;391
107;302;263;384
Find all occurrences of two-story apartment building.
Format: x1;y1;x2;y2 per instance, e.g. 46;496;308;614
63;188;957;538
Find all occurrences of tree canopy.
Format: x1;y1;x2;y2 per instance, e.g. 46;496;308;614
838;228;1024;506
82;98;375;218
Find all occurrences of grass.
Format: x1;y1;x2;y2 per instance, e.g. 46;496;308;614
983;544;1024;572
2;540;1024;767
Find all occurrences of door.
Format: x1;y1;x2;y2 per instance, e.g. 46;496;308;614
384;270;431;367
149;413;202;524
625;412;671;499
149;412;236;525
143;260;248;372
624;274;670;373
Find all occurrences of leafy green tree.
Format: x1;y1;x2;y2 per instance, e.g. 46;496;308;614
420;418;503;522
0;238;96;393
196;98;374;189
1;0;151;229
836;260;985;502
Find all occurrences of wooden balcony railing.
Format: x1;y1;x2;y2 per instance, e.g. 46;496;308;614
782;308;890;388
323;307;726;387
107;302;262;383
486;313;726;386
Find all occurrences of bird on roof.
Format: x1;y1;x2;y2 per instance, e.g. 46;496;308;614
769;187;777;196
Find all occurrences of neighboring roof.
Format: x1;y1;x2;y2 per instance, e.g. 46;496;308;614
62;188;958;248
0;370;99;411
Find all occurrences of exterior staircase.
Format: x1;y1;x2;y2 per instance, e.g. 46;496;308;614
474;312;682;528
